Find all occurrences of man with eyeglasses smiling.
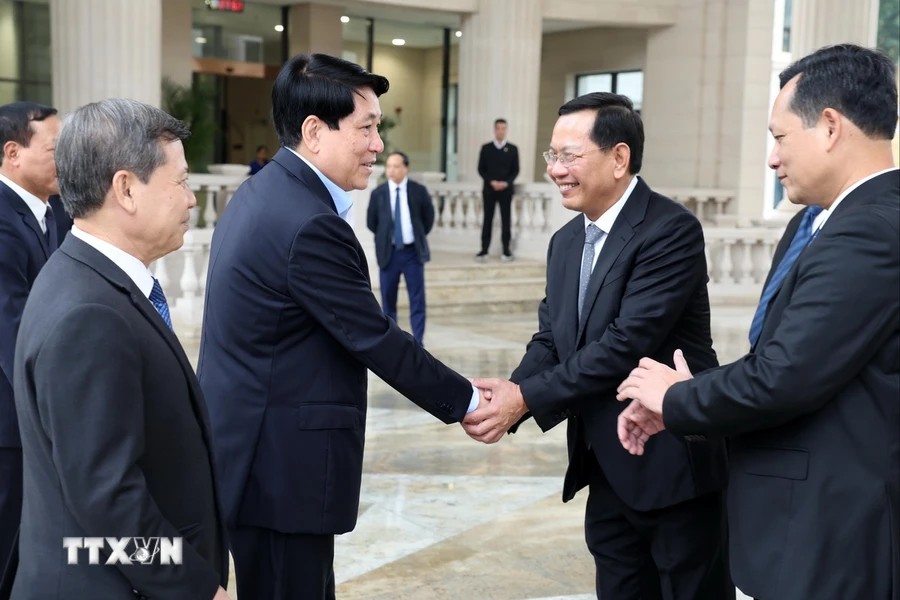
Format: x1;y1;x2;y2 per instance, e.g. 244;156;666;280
465;92;731;599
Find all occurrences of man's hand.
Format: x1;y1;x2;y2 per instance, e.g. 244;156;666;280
615;350;693;454
617;400;666;455
616;349;693;413
461;378;527;444
489;180;509;191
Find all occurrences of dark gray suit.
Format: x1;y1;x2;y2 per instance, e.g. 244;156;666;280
0;180;60;587
12;236;228;599
663;169;900;599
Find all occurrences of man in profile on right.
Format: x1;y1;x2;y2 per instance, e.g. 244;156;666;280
618;44;899;600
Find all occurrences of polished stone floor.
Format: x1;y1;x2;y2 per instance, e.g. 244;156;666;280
183;253;751;599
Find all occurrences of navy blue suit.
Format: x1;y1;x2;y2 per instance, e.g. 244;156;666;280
367;178;434;344
198;148;473;599
0;179;63;584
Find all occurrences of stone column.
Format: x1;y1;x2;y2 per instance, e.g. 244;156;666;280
457;0;542;183
161;0;193;88
51;0;162;114
791;0;879;57
288;3;343;58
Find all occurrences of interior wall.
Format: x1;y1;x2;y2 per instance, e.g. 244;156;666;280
225;76;278;165
345;40;449;172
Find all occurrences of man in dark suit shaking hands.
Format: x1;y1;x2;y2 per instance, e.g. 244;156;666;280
198;54;482;600
465;93;732;599
367;151;435;344
13;99;229;600
476;118;519;261
0;101;61;582
618;44;899;600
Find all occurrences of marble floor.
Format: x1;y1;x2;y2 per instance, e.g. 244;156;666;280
184;259;750;599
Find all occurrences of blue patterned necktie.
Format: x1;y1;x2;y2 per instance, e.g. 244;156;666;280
578;224;605;319
44;204;58;252
748;206;823;346
149;278;173;331
393;186;404;249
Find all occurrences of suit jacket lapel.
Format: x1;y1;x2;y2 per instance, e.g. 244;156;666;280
576;179;648;342
1;182;51;259
60;237;214;441
557;224;584;357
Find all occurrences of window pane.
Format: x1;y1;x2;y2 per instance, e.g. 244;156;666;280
616;71;644;111
576;73;612;96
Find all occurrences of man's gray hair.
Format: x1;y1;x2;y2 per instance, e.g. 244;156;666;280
56;98;190;218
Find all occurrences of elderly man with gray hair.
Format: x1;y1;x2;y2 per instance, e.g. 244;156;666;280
10;98;228;600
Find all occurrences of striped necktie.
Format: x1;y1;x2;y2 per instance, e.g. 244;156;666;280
149;278;173;331
748;206;823;346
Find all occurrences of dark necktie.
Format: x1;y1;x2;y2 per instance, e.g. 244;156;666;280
393;186;404;249
578;224;605;319
44;204;58;252
149;278;173;331
748;205;823;346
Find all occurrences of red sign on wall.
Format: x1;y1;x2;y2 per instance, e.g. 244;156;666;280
205;0;244;12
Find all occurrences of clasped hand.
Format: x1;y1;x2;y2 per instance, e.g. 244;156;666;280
615;349;693;455
461;378;527;444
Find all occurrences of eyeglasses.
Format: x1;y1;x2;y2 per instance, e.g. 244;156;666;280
542;149;598;166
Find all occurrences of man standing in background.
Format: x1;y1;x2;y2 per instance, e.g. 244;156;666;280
0;101;61;582
367;151;435;345
476;118;518;262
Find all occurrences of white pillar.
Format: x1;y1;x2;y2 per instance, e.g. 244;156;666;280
791;0;879;57
457;0;542;183
51;0;162;114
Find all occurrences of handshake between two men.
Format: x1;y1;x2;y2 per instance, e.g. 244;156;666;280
461;349;691;451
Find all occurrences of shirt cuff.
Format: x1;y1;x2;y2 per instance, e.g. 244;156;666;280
466;385;480;414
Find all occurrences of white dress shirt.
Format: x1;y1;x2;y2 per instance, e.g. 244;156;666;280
388;177;415;244
582;175;639;272
70;225;155;299
0;173;49;233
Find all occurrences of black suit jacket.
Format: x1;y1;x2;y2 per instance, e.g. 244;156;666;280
478;142;519;195
0;181;58;449
12;236;227;599
198;148;473;535
512;177;727;511
663;170;900;599
366;178;435;268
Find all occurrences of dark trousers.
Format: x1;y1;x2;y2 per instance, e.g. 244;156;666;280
379;245;426;344
584;455;733;600
0;448;21;595
229;525;335;600
481;189;512;254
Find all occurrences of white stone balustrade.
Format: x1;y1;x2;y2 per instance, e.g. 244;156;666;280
150;173;245;339
155;171;774;342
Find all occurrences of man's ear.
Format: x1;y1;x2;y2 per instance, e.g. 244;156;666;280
109;170;138;214
820;108;843;151
612;143;632;179
2;141;20;166
300;116;322;153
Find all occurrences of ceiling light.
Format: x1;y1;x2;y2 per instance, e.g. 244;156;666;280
274;24;284;32
392;38;406;46
195;36;207;44
340;15;350;23
455;30;462;38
